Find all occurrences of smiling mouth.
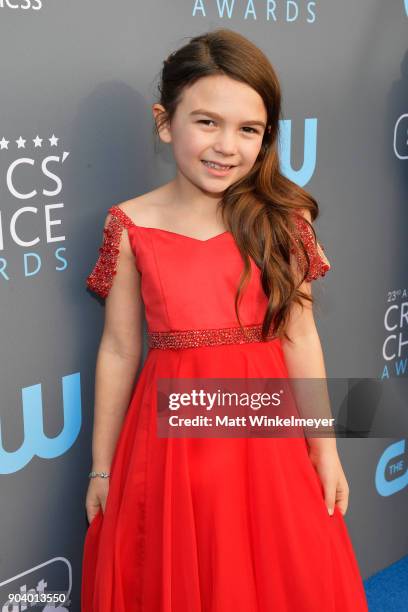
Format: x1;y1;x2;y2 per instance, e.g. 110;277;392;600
201;160;235;170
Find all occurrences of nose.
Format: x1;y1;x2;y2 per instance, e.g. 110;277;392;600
213;129;238;156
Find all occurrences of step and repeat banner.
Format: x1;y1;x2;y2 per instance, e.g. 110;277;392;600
0;1;407;609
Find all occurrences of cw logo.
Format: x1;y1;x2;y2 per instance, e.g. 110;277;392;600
0;373;81;474
278;118;317;187
375;439;408;496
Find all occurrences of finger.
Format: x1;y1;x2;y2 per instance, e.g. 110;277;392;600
87;506;100;524
336;486;349;516
324;483;337;516
87;511;96;524
336;499;348;515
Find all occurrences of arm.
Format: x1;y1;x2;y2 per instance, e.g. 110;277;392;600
280;278;335;454
281;211;349;516
86;210;144;521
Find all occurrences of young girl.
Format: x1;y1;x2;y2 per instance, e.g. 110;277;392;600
81;28;368;611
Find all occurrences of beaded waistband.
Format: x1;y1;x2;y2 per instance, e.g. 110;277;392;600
147;323;277;350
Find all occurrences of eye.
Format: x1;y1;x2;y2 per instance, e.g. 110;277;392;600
196;120;260;134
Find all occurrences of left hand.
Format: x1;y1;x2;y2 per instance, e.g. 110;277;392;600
308;448;350;516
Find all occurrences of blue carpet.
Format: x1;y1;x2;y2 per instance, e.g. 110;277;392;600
364;555;408;612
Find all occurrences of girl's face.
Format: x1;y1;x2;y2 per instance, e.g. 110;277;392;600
153;74;268;195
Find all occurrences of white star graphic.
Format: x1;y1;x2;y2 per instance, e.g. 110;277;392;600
49;134;59;146
16;136;26;148
33;135;43;147
0;137;9;149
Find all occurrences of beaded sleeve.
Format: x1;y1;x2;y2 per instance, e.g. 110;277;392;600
86;206;135;298
291;214;331;282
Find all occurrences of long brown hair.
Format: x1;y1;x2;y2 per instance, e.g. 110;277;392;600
154;28;321;343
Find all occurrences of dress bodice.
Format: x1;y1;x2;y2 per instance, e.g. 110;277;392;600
86;205;331;334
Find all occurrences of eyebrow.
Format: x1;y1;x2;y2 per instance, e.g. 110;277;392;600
189;108;266;129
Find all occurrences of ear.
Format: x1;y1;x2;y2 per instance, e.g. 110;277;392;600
152;103;172;143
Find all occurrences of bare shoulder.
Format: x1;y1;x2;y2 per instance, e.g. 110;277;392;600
295;207;312;223
115;184;173;227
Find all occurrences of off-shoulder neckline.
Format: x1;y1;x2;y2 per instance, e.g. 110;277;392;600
109;204;230;243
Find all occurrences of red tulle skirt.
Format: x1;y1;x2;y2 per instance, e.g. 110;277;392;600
81;340;368;611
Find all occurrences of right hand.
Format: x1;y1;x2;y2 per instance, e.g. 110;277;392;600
85;476;110;524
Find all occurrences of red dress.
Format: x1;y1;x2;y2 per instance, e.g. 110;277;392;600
81;205;368;611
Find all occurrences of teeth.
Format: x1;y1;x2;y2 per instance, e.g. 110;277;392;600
203;160;231;170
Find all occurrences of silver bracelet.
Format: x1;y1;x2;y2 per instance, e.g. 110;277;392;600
89;471;110;479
